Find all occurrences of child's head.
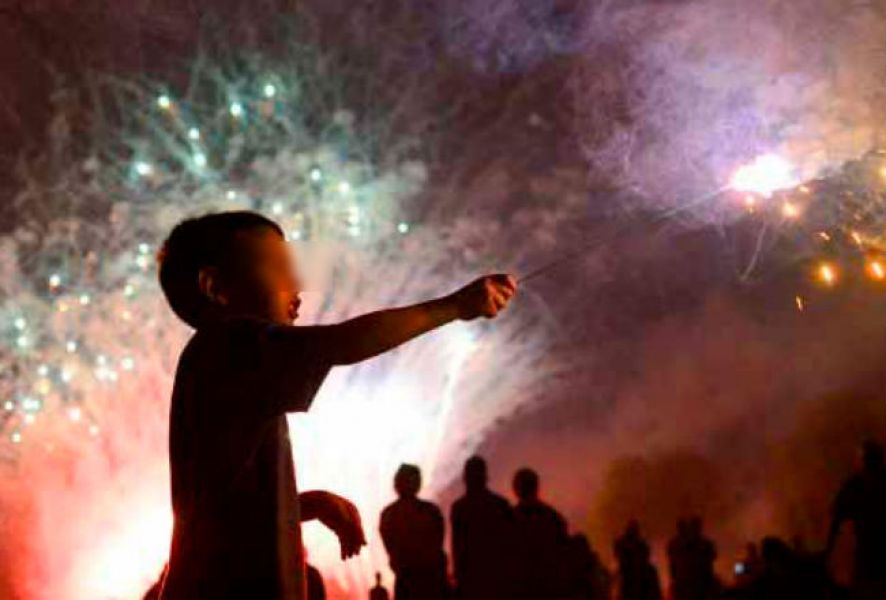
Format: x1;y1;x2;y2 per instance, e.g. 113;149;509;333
158;211;302;328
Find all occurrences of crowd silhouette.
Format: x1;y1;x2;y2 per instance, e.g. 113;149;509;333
371;440;886;600
143;440;886;600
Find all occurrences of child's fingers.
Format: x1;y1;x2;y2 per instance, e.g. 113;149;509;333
490;290;512;311
491;273;517;292
490;280;516;300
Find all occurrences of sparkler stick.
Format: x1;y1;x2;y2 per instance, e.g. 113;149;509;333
520;187;729;283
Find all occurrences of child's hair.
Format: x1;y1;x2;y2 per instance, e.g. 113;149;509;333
157;210;284;328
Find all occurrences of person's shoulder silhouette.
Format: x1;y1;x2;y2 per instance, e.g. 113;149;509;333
452;455;513;521
369;572;390;600
380;464;444;560
510;467;570;599
451;456;516;600
615;521;662;600
615;519;649;562
829;440;886;589
379;464;448;600
512;467;567;534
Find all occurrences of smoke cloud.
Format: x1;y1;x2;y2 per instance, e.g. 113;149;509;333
569;0;886;208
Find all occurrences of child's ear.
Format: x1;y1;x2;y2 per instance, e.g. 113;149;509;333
198;267;229;306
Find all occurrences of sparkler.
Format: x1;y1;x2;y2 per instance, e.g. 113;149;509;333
522;149;886;303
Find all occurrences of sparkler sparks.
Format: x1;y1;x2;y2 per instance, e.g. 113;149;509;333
817;262;837;286
722;149;886;302
866;258;885;281
781;201;800;219
729;154;795;197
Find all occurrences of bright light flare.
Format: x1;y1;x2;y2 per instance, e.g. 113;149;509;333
866;258;886;282
781;201;800;219
817;262;837;286
730;154;795;197
72;495;172;600
134;162;154;177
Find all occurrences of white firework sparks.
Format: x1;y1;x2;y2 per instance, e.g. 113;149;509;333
0;43;568;599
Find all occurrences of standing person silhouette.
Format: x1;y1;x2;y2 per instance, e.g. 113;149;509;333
369;572;390;600
156;211;516;599
667;517;718;600
450;455;516;600
562;533;612;600
380;464;450;600
511;467;569;600
827;440;886;600
614;520;662;600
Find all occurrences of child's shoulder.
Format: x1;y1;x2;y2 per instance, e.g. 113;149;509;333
198;314;275;332
188;315;280;357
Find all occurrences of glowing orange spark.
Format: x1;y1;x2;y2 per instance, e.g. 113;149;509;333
781;202;799;219
795;296;804;312
866;258;885;281
817;262;837;286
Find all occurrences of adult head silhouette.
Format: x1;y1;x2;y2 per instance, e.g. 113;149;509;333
464;455;488;492
394;463;421;499
512;467;540;502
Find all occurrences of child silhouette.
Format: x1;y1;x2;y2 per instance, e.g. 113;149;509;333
155;211;516;599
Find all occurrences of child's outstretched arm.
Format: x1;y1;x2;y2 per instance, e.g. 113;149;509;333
310;274;516;365
229;274;516;416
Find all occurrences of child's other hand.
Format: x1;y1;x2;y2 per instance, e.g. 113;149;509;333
450;274;517;320
313;492;366;560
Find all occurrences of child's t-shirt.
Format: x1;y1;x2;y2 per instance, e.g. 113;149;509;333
161;315;331;599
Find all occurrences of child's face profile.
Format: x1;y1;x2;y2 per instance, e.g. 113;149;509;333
219;227;303;325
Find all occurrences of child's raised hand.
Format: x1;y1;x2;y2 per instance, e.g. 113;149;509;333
450;274;517;320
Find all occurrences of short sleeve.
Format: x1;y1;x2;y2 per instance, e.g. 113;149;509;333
215;316;332;417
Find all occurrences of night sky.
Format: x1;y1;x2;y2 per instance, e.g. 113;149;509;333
0;1;884;598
